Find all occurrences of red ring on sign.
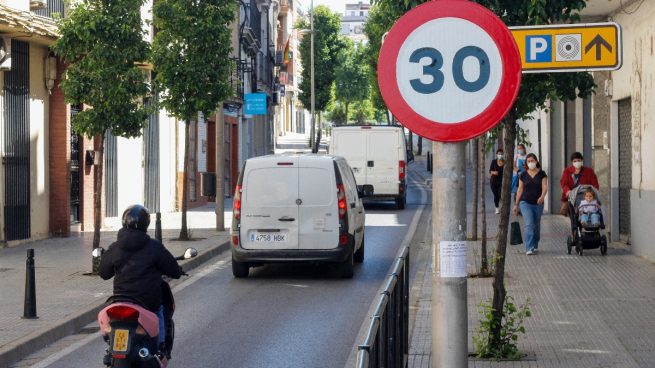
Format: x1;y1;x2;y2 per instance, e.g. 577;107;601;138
378;0;522;142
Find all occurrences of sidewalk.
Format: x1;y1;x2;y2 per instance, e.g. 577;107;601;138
0;204;232;368
407;163;655;367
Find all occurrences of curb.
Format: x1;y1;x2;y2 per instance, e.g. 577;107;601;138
0;240;231;368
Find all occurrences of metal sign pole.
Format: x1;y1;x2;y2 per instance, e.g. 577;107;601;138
432;141;467;368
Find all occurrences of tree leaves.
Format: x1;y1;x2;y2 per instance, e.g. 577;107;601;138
151;0;236;122
51;0;151;138
297;5;343;112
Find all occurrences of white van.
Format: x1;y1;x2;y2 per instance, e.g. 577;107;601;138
230;154;366;278
329;126;408;209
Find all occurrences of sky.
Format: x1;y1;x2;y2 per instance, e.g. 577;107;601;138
295;0;360;15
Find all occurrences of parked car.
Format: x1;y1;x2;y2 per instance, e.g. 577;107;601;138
329;125;408;209
230;154;366;278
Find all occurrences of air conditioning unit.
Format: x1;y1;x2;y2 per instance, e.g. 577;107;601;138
0;37;11;71
30;0;47;10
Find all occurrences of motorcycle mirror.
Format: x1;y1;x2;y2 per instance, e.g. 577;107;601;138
92;247;105;258
183;248;198;259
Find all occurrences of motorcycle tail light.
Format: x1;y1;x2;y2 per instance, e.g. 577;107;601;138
107;305;140;321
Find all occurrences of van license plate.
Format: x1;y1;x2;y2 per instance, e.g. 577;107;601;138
251;233;287;242
112;329;129;352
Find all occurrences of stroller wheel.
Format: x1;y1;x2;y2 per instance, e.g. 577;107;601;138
600;236;608;256
567;236;573;255
576;240;583;256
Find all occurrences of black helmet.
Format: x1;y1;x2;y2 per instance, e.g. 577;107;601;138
122;204;150;232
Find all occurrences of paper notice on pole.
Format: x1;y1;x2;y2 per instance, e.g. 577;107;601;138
439;241;468;278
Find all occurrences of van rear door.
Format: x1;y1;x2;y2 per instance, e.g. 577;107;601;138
297;158;339;250
241;158;299;250
367;130;400;195
333;130;366;186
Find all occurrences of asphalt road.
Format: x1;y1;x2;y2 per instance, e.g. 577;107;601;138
16;173;429;368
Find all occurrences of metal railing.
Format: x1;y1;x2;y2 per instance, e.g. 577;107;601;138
357;246;410;368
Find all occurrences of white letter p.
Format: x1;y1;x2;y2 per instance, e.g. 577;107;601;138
529;38;548;61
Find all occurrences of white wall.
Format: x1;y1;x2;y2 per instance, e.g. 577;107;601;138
116;136;144;213
611;3;655;192
29;44;49;239
159;112;177;213
2;0;29;11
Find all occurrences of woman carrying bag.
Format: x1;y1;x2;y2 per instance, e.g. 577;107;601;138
513;153;548;255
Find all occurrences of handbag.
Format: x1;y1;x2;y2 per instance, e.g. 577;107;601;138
559;201;569;217
510;221;523;245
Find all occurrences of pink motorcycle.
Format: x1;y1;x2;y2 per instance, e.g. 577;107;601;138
93;247;197;367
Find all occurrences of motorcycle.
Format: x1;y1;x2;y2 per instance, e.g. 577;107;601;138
92;247;197;367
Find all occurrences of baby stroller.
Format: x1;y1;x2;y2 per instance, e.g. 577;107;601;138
566;184;608;256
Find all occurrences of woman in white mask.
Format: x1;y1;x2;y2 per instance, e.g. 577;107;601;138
558;152;599;216
511;144;528;212
489;148;506;214
513;153;548;255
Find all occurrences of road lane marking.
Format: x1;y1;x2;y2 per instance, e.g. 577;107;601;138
27;255;232;367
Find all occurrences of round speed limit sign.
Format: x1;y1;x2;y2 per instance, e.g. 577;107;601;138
378;0;521;142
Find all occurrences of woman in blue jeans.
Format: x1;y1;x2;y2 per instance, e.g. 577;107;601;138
513;153;548;255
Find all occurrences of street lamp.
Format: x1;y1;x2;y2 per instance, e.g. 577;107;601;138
310;0;316;151
300;0;316;150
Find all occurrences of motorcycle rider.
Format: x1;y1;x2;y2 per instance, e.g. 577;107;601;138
99;204;182;359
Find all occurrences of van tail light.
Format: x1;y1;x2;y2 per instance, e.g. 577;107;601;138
107;306;140;321
337;184;347;219
234;185;242;220
231;235;239;247
399;161;406;181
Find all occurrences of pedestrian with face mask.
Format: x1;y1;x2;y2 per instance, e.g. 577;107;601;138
513;153;548;255
489;148;505;214
559;152;599;216
511;144;528;213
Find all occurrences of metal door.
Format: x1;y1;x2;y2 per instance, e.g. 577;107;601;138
618;98;632;242
143;98;160;212
3;40;30;241
70;106;82;223
105;131;118;217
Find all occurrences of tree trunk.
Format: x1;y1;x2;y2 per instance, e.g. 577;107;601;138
471;138;479;241
489;113;517;349
92;134;105;274
345;102;350;125
179;120;190;240
417;136;423;156
480;136;489;275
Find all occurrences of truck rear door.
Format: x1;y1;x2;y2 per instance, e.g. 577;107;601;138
367;130;400;195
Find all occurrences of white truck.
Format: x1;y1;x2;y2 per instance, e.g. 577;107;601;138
329;125;408;209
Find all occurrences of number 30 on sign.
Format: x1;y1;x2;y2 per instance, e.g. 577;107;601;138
378;0;522;142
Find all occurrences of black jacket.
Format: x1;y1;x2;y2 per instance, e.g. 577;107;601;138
99;228;182;311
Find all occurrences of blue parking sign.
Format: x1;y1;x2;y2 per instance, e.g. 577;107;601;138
525;35;552;63
245;93;267;115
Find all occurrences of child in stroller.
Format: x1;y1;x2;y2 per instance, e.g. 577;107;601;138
566;184;608;256
578;188;602;227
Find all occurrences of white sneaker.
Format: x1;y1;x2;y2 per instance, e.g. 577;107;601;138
495;208;500;214
526;250;534;255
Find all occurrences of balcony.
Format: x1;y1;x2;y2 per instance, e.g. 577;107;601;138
32;0;64;18
242;0;262;55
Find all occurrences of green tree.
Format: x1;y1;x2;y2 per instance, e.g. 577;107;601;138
52;0;151;262
151;0;235;240
297;5;342;142
370;0;595;356
335;38;370;123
